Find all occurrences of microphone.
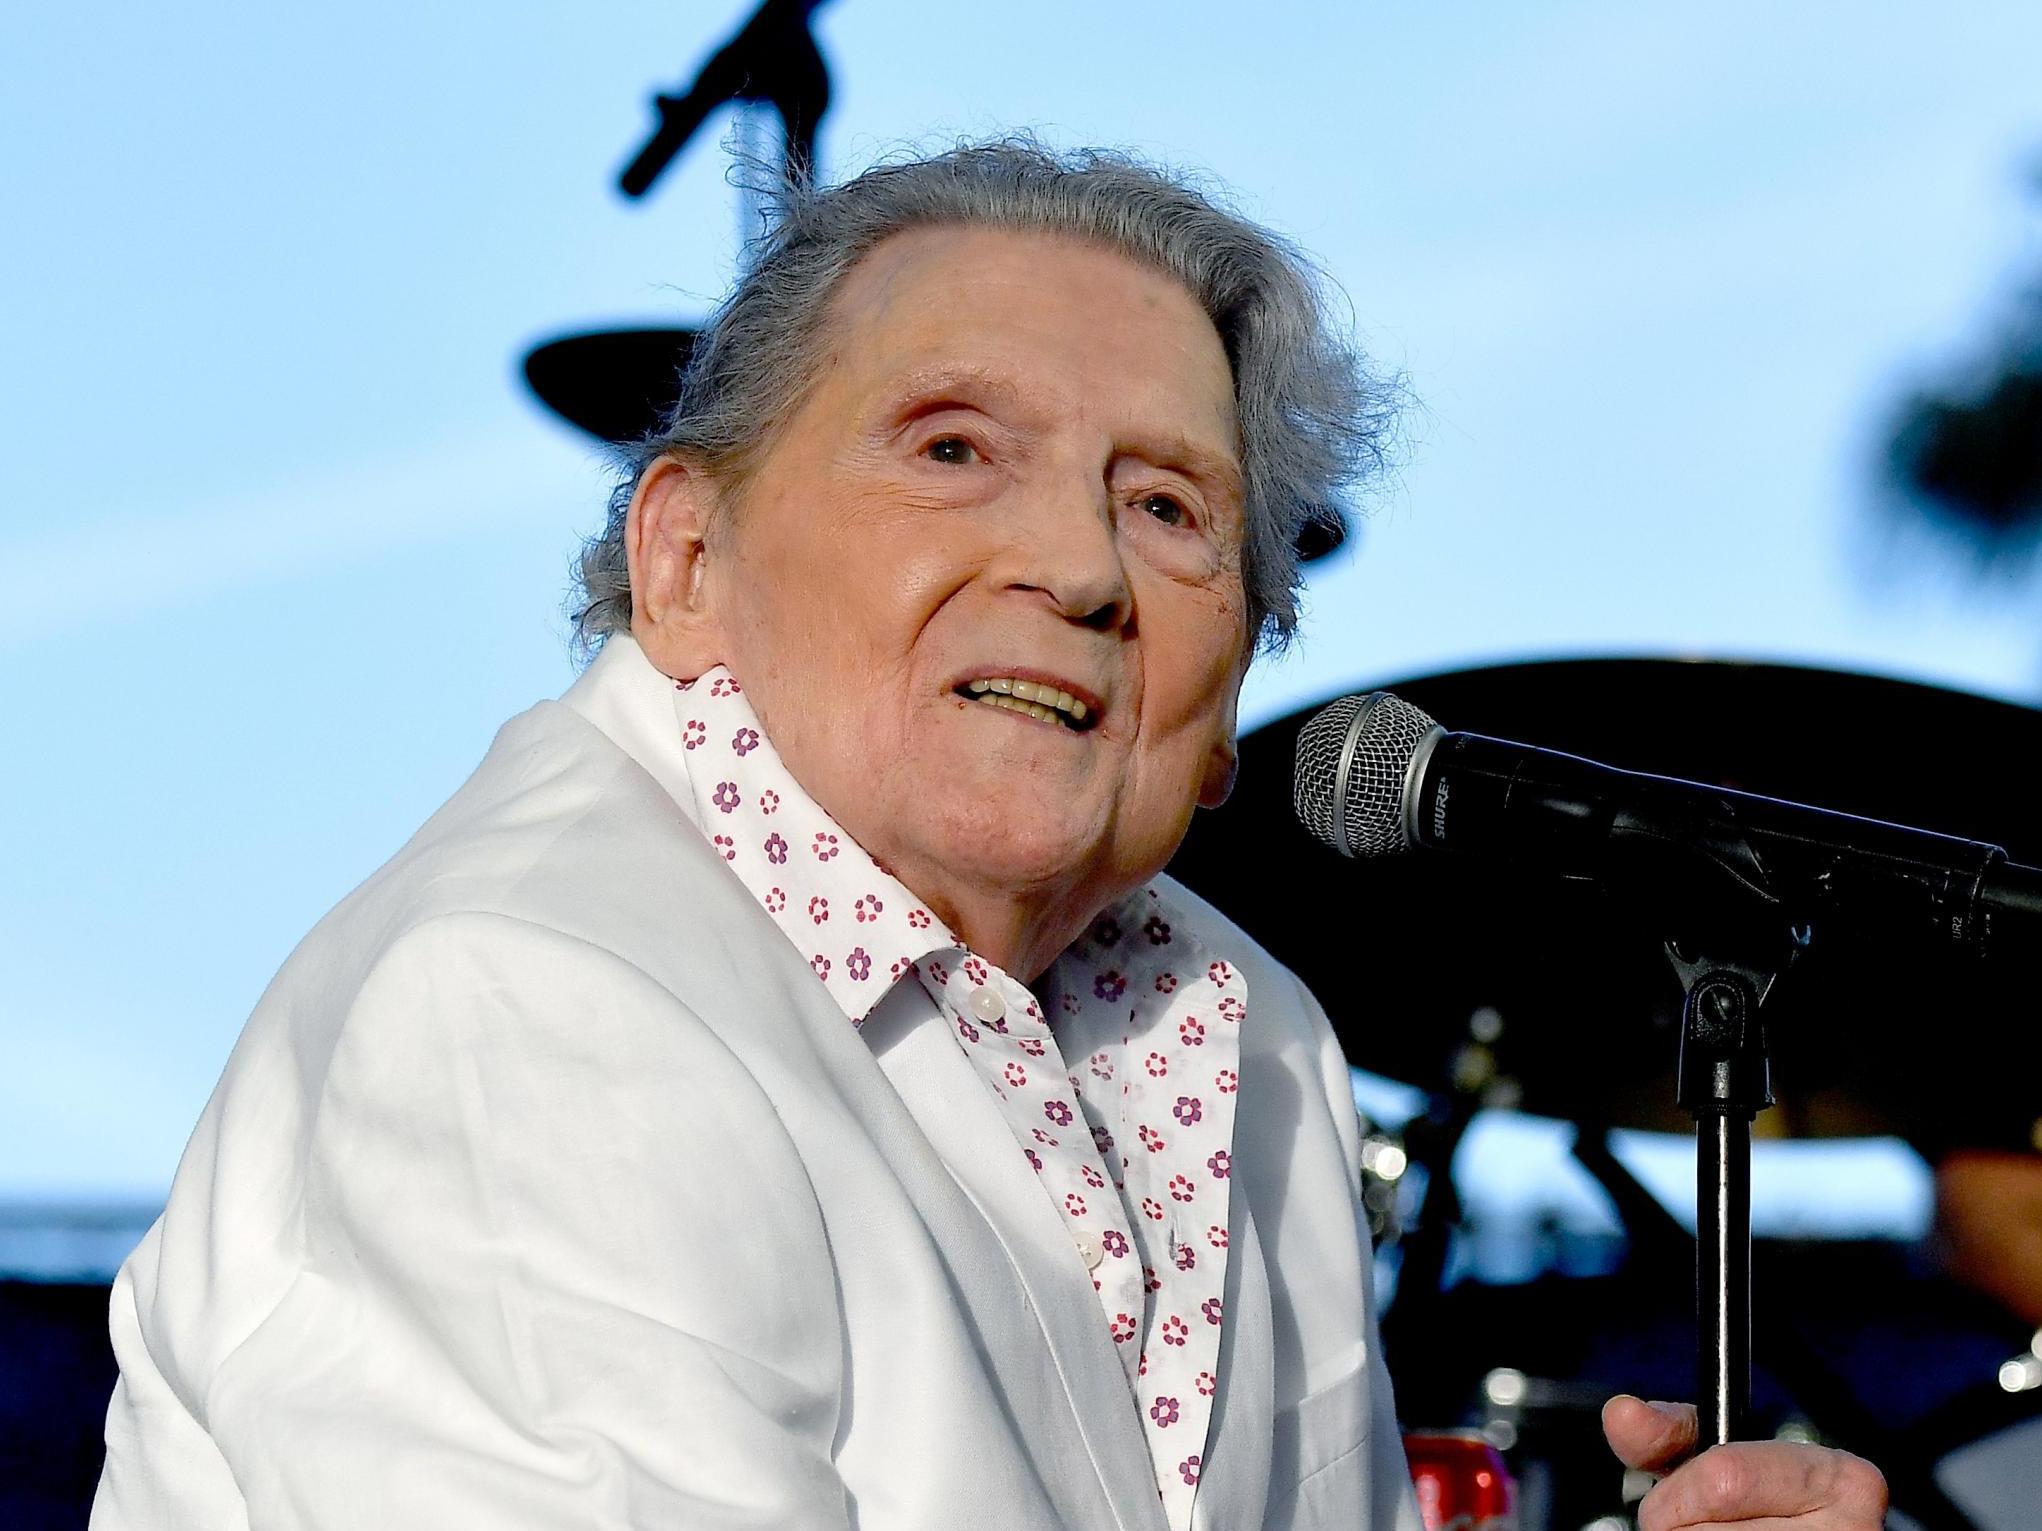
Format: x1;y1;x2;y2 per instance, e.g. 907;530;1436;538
1293;691;2042;952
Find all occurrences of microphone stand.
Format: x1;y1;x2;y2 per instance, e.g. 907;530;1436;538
1662;936;1800;1445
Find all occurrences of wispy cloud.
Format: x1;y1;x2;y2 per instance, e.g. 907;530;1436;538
0;428;610;651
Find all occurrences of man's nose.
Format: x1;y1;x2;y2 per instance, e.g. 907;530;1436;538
998;470;1133;631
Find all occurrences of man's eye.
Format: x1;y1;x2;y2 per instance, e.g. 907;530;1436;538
924;436;979;465
1140;494;1191;527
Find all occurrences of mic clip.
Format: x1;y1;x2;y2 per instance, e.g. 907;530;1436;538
1660;922;1808;1447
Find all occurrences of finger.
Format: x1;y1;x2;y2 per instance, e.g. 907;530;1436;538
1637;1442;1888;1531
1601;1394;1698;1473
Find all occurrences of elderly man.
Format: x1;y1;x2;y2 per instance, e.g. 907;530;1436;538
93;144;1886;1531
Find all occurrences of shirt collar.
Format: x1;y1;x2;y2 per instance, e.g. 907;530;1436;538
667;664;960;1024
577;640;1216;1038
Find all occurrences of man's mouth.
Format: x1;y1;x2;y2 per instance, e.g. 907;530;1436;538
954;676;1097;731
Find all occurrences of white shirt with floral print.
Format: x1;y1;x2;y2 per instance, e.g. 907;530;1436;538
671;667;1249;1530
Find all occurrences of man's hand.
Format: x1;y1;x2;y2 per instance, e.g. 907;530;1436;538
1601;1395;1887;1531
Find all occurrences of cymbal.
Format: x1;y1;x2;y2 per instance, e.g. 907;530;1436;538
1166;657;2042;1143
522;327;699;446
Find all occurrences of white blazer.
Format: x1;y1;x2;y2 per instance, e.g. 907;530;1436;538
93;643;1422;1531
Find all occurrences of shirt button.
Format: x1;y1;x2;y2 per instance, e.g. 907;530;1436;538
967;987;1006;1024
1073;1230;1105;1268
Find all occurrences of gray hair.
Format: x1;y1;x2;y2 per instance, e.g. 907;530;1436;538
571;138;1397;655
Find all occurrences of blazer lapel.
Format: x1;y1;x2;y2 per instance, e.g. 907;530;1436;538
1192;1192;1274;1530
872;1009;1171;1531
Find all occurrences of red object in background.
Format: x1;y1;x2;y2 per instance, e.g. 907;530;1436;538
1403;1431;1518;1531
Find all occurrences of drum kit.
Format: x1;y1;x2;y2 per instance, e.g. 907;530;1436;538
1165;657;2042;1531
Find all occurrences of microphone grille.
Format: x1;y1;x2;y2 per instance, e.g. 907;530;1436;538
1292;691;1441;857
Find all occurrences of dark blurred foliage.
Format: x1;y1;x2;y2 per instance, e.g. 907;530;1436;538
1885;159;2042;567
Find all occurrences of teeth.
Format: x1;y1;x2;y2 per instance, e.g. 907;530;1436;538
970;692;1071;727
960;676;1095;727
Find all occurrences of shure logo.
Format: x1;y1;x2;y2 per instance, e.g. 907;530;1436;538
1432;780;1449;842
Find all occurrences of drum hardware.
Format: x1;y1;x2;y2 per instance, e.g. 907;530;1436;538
1470;1367;1630;1531
1404;1429;1520;1531
1358;1126;1412;1247
1377;1013;1508;1418
1169;657;2042;1147
1996;1329;2042;1395
615;0;833;200
1168;656;2042;1530
521;2;832;477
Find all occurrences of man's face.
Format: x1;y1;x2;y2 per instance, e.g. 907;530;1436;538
688;226;1251;960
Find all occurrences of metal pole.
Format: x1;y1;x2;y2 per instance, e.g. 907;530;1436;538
1672;953;1776;1449
1697;1112;1752;1445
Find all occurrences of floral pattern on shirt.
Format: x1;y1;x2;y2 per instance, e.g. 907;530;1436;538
669;666;1243;1531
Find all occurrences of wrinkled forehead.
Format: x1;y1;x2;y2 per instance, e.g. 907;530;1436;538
816;224;1243;470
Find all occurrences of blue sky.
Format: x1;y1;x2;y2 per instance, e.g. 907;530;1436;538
5;1;2041;1202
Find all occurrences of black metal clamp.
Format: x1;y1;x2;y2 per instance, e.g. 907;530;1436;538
1663;933;1803;1446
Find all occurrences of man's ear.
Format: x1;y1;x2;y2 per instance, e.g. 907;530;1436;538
1197;656;1247;809
1198;731;1240;809
625;455;727;680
